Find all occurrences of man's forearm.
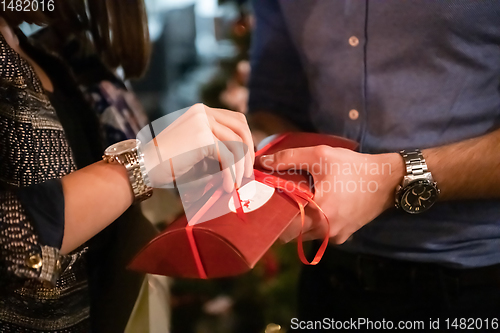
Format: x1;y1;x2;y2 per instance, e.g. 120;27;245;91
421;128;500;200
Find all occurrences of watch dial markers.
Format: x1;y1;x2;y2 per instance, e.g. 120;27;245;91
400;181;439;214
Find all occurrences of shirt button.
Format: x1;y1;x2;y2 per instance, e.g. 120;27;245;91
349;109;359;120
349;36;359;47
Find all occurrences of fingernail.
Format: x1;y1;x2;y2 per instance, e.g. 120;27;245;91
259;154;274;165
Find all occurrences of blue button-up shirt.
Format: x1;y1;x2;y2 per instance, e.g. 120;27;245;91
248;0;500;268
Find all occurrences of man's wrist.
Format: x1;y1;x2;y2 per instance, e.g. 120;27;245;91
422;148;441;197
377;153;405;211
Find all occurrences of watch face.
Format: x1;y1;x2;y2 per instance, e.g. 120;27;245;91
105;139;139;156
399;180;439;214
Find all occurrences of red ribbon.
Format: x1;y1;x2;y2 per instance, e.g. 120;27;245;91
255;133;289;156
253;170;330;266
185;225;208;279
214;140;246;221
185;183;245;279
185;140;245;278
185;135;330;278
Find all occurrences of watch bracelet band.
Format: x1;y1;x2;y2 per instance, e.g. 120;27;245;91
124;151;153;202
103;150;153;203
400;149;429;177
136;145;153;189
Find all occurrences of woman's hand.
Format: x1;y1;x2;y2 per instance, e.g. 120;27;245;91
143;104;255;192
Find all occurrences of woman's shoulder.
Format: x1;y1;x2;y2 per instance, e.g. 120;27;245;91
0;31;45;96
0;31;59;125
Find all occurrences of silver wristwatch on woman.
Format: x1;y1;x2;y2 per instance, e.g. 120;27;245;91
395;149;440;214
102;139;153;203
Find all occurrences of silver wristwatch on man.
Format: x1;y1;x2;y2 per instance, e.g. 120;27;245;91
395;149;440;214
102;139;153;203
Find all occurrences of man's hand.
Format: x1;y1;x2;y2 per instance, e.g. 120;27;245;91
260;146;404;244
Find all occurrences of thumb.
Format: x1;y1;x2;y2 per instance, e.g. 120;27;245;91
258;147;320;171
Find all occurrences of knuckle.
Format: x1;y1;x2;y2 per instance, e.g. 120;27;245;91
276;149;295;162
207;114;216;124
331;233;350;245
314;145;331;158
330;236;342;245
191;103;205;113
236;112;248;123
191;108;207;121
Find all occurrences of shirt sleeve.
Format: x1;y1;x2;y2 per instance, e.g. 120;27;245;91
16;179;65;249
0;189;62;285
248;0;314;130
0;88;64;286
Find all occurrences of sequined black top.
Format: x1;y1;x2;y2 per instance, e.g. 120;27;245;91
0;32;91;332
0;26;159;332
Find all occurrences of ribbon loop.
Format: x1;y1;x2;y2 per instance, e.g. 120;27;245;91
186;169;330;279
254;170;330;266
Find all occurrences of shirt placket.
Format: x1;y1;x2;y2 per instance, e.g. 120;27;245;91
342;0;368;146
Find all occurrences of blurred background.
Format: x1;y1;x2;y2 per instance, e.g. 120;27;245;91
135;0;251;120
132;1;300;332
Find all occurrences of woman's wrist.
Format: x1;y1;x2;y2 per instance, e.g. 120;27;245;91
142;140;163;187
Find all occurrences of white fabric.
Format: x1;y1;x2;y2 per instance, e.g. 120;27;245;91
125;274;171;333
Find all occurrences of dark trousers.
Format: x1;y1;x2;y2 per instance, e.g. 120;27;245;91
296;247;500;332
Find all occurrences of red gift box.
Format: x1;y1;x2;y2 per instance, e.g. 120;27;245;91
128;133;358;279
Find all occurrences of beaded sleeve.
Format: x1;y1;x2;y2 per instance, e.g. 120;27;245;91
0;33;76;285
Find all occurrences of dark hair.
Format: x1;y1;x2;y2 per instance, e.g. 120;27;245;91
1;0;151;78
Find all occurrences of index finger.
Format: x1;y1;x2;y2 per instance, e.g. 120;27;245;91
206;106;255;175
258;146;330;172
